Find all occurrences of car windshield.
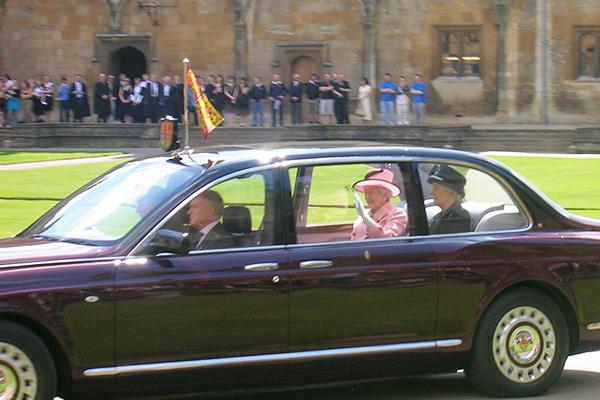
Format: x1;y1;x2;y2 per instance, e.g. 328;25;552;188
27;159;201;245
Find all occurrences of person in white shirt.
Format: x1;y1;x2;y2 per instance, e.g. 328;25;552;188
396;76;410;125
357;77;373;123
132;77;145;123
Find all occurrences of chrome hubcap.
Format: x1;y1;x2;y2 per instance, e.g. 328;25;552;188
0;342;38;400
493;306;556;383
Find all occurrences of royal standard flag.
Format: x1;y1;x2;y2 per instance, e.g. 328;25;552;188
186;65;224;139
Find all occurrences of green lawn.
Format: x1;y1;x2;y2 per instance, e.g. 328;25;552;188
0;154;599;239
0;200;59;237
0;160;129;237
0;160;126;200
0;151;122;165
493;156;600;220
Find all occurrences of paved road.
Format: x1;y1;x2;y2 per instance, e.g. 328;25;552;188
125;351;600;400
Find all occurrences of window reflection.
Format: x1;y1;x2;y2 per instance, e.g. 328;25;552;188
439;28;481;77
463;31;481;76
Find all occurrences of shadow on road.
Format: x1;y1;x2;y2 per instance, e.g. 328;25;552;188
207;369;600;400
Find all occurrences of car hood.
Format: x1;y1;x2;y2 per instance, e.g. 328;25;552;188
0;237;118;267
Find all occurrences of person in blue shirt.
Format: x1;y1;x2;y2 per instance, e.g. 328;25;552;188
379;73;397;126
57;77;71;122
410;74;428;125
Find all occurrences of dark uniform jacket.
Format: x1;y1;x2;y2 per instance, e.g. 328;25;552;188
93;81;110;117
249;84;266;101
429;202;471;235
289;81;304;103
171;83;184;119
191;223;235;251
69;82;91;118
268;81;286;100
305;80;320;100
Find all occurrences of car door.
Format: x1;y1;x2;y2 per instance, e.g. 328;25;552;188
112;167;291;397
285;161;439;381
415;161;532;360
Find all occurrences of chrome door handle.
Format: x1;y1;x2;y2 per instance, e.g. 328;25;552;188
299;260;333;269
244;263;280;272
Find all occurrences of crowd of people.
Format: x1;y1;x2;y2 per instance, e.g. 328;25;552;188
0;71;428;128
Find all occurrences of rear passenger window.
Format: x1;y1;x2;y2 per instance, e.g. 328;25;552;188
289;163;409;244
418;163;529;234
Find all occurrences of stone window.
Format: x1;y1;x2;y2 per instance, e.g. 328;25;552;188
438;28;482;77
578;29;600;78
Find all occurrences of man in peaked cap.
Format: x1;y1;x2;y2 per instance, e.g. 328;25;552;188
427;165;471;234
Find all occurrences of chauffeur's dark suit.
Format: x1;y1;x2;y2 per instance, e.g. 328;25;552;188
191;223;235;250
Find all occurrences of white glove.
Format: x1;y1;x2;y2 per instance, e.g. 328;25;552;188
354;193;376;227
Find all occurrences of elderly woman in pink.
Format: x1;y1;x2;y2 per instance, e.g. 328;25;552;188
350;169;408;240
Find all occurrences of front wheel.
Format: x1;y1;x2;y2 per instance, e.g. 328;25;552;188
0;321;57;400
466;289;569;397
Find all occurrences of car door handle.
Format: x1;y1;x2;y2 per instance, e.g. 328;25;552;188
244;263;280;272
299;260;334;269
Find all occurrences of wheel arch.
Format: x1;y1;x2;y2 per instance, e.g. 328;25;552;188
475;280;579;354
0;312;72;398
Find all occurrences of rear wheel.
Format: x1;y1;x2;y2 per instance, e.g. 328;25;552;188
0;321;57;400
466;289;569;397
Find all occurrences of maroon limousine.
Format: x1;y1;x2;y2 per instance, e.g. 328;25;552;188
1;146;600;400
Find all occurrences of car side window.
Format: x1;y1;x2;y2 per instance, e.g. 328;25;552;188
418;162;529;235
141;170;276;255
288;163;409;244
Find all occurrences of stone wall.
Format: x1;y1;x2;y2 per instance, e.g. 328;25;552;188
549;1;600;123
1;0;600;123
2;124;600;154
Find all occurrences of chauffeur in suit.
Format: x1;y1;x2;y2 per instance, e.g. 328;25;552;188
187;190;235;250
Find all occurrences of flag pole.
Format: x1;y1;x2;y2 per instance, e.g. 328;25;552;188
182;57;190;149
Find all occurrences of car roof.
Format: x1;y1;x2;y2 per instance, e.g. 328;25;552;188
171;146;496;171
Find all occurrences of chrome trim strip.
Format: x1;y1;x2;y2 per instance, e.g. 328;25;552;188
299;260;334;269
587;322;600;331
0;256;122;270
244;262;279;271
437;339;463;348
187;244;286;255
83;339;462;377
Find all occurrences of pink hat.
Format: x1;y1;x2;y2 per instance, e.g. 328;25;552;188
352;169;401;197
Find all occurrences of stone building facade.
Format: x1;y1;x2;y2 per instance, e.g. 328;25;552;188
0;0;599;123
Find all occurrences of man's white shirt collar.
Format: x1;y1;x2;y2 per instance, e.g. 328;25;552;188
197;220;219;244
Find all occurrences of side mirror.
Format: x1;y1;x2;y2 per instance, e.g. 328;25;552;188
148;229;190;256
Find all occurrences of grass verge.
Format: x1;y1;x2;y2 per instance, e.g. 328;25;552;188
493;156;600;219
0;200;59;238
0;159;130;238
0;160;128;199
0;151;122;165
0;155;599;239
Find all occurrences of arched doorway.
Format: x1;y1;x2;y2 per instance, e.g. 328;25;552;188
110;47;147;79
291;55;319;82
